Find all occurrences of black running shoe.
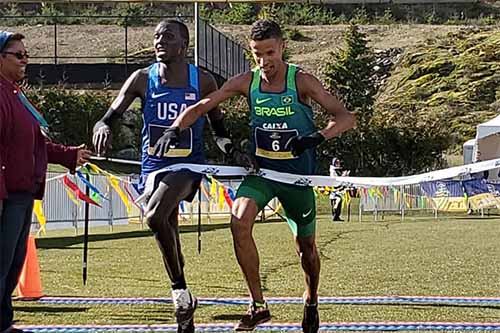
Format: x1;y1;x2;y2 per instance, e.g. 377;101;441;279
302;304;319;333
177;318;194;333
235;302;272;331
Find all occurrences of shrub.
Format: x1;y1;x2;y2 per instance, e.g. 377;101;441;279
377;8;396;25
274;3;336;25
286;27;307;41
350;7;370;25
224;3;255;24
201;3;256;25
0;3;22;26
111;3;150;27
25;87;141;157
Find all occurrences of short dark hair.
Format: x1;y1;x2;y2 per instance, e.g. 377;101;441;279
250;19;283;41
159;19;189;43
1;33;24;52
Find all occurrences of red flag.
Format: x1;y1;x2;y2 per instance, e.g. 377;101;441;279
222;187;233;209
123;182;143;211
63;175;101;207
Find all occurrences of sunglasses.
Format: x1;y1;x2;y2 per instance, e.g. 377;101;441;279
2;51;29;60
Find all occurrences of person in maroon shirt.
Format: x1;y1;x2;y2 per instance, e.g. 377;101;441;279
0;31;91;333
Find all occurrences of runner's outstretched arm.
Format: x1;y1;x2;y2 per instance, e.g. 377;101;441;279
93;69;146;155
172;72;249;131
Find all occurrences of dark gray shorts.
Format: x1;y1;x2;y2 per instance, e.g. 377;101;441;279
152;169;202;203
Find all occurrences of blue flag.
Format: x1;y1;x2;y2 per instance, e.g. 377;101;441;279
76;170;109;201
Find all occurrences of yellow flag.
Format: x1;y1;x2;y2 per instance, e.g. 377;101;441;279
271;202;282;215
33;200;47;236
87;163;103;174
342;191;351;210
64;187;80;206
404;193;411;208
211;177;217;197
345;190;351;205
109;176;131;214
218;185;225;211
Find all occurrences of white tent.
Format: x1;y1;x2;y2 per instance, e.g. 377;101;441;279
463;139;475;165
476;115;500;160
475;114;500;179
477;114;500;141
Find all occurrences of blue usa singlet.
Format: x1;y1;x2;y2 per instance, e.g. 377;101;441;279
139;63;205;191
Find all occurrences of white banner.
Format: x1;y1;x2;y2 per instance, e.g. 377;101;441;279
135;158;500;204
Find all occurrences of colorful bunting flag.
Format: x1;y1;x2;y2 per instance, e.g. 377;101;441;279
33;200;47;236
76;170;108;201
223;187;233;209
218;186;225;210
109;176;131;214
63;183;81;206
210;176;217;197
226;187;236;201
86;163;103;174
63;175;101;207
123;182;143;211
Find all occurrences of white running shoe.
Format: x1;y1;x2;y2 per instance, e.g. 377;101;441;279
172;288;197;333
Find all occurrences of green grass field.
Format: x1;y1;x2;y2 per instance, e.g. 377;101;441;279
14;212;500;328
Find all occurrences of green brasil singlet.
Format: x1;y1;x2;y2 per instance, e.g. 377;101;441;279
248;64;317;175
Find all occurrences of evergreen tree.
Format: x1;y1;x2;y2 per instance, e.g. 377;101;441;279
323;24;376;123
320;24;376;174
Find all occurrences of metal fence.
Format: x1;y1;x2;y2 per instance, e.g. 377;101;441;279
359;184;435;221
32;173;278;233
1;15;188;65
197;17;251;79
0;15;249;81
31;172;139;233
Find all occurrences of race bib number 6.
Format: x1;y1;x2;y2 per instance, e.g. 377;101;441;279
254;127;298;160
148;124;193;158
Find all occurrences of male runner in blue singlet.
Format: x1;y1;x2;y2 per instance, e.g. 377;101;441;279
92;20;246;333
161;20;356;333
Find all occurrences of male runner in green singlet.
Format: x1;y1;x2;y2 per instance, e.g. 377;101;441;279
160;20;356;333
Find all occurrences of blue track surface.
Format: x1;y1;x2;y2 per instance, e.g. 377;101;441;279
35;295;500;306
18;322;500;332
19;296;500;331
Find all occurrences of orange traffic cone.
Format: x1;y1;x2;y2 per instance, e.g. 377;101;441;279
15;235;43;300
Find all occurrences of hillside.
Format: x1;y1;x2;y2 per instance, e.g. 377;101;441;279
3;22;499;149
218;24;468;75
0;23;476;67
374;28;500;146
